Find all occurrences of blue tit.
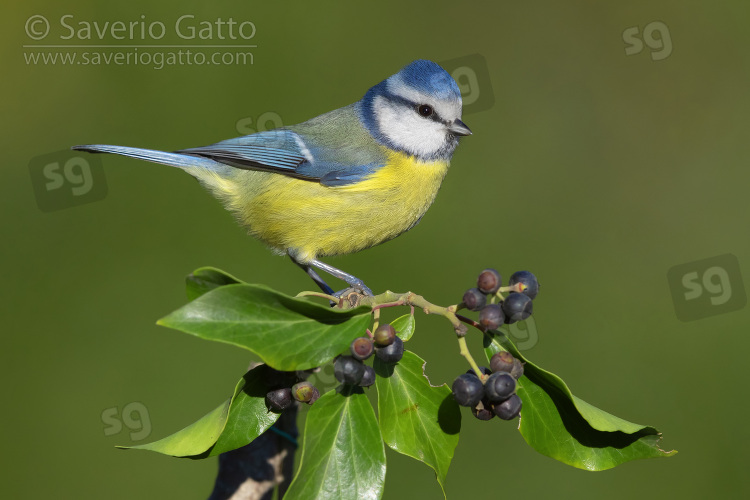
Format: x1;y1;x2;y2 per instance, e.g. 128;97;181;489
73;59;471;295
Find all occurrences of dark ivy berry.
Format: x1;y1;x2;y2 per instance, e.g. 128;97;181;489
375;336;404;363
462;288;487;311
452;373;484;407
334;356;365;385
493;394;523;420
466;366;492;378
502;293;533;324
484;372;517;402
490;351;515;374
471;399;495;421
350;337;374;360
510;358;525;379
266;388;293;412
359;365;376;387
477;268;502;294
509;271;540;300
373;324;397;346
479;304;505;330
291;381;316;403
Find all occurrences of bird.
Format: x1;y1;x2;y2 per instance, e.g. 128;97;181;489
73;59;471;296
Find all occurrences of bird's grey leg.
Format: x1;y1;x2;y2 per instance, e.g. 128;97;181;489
290;257;337;295
309;259;374;297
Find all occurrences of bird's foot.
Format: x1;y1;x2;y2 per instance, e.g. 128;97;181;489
333;285;372;308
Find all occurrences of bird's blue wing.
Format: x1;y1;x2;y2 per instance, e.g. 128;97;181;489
176;104;388;186
176;130;314;178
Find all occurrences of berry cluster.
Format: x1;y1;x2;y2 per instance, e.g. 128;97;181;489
264;368;321;412
452;351;525;420
264;323;405;412
463;269;540;329
335;323;405;387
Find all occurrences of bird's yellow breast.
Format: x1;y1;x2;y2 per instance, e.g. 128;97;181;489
200;150;450;262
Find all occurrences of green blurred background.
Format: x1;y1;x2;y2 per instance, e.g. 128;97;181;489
3;1;748;498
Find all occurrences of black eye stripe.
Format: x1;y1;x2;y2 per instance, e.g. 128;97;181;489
384;93;445;123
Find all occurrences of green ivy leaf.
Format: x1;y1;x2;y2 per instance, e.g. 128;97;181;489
285;387;386;500
375;351;460;497
119;400;230;457
119;364;279;458
484;332;676;470
207;365;281;457
185;266;244;301
158;283;372;371
391;313;415;342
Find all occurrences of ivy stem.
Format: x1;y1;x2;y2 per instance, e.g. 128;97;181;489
495;283;524;301
372;307;381;333
372;299;407;310
456;313;485;333
313;289;489;373
457;336;485;380
296;291;340;303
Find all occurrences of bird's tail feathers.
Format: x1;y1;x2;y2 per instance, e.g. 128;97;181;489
71;144;225;171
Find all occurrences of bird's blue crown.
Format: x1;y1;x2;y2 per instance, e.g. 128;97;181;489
393;59;461;100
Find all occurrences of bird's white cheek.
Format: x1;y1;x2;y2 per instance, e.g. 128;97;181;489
374;100;445;158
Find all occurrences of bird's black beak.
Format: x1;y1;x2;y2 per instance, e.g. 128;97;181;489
449;119;472;136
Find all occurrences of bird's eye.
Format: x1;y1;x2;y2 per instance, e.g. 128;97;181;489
417;104;434;117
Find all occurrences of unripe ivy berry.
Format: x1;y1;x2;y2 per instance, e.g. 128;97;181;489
462;288;487;311
510;359;525;379
502;293;533;324
452;373;484;407
292;381;316;403
493;394;523;420
375;336;404;363
266;388;293;412
307;386;321;405
484;372;517;402
334;356;365;385
373;324;396;346
479;304;505;330
509;271;540;300
359;365;376;387
490;351;515;374
477;268;502;294
350;337;374;360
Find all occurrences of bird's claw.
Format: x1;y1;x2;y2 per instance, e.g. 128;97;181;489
332;285;373;308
